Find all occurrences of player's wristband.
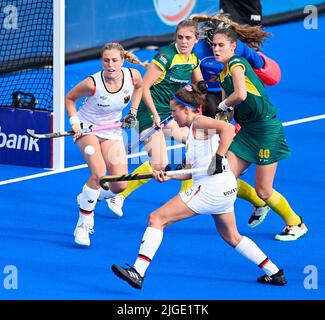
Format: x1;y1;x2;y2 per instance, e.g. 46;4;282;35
69;115;81;125
217;101;233;112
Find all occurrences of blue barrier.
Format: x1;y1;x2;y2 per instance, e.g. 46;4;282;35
0;108;52;168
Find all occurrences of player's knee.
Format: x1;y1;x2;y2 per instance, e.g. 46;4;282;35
255;187;272;200
110;181;127;194
148;211;165;229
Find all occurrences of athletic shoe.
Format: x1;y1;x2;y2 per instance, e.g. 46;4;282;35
247;205;270;228
111;264;144;289
107;194;125;217
275;220;308;241
74;223;94;247
257;269;287;286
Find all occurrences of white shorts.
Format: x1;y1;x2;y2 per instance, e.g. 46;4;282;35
179;171;238;215
77;118;123;142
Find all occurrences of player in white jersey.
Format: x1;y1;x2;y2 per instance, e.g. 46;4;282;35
111;82;287;289
65;42;143;247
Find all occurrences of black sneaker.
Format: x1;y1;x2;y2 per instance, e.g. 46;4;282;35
257;269;287;286
111;264;144;289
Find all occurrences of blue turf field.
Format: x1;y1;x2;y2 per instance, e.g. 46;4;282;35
0;16;325;300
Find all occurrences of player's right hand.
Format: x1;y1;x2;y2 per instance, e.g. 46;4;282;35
153;170;170;183
153;114;161;128
72;123;83;138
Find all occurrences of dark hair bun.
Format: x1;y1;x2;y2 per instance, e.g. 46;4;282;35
197;80;208;94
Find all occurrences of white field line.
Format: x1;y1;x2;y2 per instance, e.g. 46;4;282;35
1;114;324;186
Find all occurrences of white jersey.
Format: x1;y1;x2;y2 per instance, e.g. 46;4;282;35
78;67;134;139
180;119;238;215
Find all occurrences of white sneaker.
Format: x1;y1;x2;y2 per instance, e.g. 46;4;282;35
107;194;125;217
74;212;94;246
247;205;270;228
74;223;94;246
275;222;308;241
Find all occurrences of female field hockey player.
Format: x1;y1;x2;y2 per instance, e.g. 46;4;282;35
192;13;282;228
65;42;143;246
211;26;308;241
107;19;204;217
111;83;287;289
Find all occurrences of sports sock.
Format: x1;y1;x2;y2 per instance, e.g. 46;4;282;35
78;184;100;212
120;161;153;198
179;179;194;193
133;227;163;277
77;184;100;227
235;236;279;276
265;190;301;226
98;187;117;201
237;179;266;207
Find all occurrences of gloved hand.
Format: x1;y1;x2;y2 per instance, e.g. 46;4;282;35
207;153;224;175
215;110;232;122
122;111;137;128
217;101;233;113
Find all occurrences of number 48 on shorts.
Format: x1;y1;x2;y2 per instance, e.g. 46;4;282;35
258;148;270;159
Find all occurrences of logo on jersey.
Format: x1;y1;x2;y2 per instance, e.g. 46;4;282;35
124;95;130;104
157;53;168;65
153;0;196;26
100;95;107;100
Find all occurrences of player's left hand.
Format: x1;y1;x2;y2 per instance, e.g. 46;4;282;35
207;153;224;175
122;111;137;128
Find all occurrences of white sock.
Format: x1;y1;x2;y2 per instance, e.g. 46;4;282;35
79;184;100;212
133;227;163;277
235;236;279;276
98;187;117;201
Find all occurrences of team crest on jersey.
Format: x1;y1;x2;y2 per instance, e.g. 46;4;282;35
124;95;130;104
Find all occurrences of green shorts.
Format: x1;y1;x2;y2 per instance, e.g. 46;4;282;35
137;102;172;133
229;123;291;165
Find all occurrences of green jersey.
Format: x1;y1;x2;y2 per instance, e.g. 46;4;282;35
137;43;200;132
220;55;291;165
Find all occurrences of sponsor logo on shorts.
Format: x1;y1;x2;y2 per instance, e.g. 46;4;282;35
223;187;238;196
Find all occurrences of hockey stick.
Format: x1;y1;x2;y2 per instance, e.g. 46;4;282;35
27;122;122;139
100;167;207;187
128;114;173;153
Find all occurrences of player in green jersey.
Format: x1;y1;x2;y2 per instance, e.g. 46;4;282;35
107;19;203;216
211;26;308;241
